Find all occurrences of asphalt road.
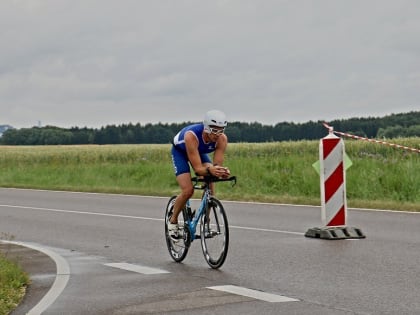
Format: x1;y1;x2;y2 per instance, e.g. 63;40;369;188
1;188;420;315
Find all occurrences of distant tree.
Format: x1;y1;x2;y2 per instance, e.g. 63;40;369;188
225;124;242;142
0;124;14;136
39;127;73;145
132;123;145;143
1;111;419;145
377;125;406;138
70;127;94;144
0;128;20;144
406;125;420;137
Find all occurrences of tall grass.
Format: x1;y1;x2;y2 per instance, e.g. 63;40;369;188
0;139;419;211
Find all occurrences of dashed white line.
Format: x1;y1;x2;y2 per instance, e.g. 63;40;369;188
105;264;299;303
230;225;304;236
105;262;170;275
207;285;299;303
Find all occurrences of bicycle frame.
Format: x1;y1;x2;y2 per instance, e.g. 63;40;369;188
185;187;211;240
184;176;236;241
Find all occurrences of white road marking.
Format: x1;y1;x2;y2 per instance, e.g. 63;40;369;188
1;241;70;315
2;187;419;214
0;204;162;221
105;262;170;275
230;225;304;236
0;204;304;235
207;285;299;303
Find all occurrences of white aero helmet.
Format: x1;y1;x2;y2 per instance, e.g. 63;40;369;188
203;109;227;133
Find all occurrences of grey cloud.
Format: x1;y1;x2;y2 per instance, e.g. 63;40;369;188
0;0;419;128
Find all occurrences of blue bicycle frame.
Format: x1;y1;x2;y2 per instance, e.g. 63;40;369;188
185;186;211;240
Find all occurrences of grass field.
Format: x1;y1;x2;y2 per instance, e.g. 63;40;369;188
0;139;419;211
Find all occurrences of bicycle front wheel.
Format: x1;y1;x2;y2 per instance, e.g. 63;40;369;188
200;197;229;269
165;196;190;263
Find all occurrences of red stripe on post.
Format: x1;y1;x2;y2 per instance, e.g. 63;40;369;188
327;205;346;226
322;138;340;159
324;163;344;202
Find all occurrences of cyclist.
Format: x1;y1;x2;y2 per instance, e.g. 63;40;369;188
169;109;231;240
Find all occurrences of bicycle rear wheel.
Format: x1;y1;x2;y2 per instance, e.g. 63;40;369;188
200;197;229;269
165;196;190;263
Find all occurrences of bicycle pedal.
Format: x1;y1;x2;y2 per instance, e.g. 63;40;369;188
205;231;218;238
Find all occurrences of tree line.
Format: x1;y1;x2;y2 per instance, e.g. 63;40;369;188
1;111;419;145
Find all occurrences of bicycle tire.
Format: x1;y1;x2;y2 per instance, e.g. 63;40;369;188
165;196;190;263
200;197;229;269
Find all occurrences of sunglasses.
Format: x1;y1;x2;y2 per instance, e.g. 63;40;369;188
209;126;225;135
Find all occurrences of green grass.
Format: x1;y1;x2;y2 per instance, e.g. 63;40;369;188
0;245;29;315
0;140;419;210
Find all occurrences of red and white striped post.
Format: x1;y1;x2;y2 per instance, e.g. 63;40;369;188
320;127;347;227
305;125;365;239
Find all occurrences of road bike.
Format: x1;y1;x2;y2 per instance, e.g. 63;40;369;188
164;175;236;269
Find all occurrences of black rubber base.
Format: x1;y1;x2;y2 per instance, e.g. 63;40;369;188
305;226;366;240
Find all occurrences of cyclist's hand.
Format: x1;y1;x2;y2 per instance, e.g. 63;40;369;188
219;166;231;179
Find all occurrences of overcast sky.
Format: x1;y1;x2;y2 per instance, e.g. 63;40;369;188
1;0;419;129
